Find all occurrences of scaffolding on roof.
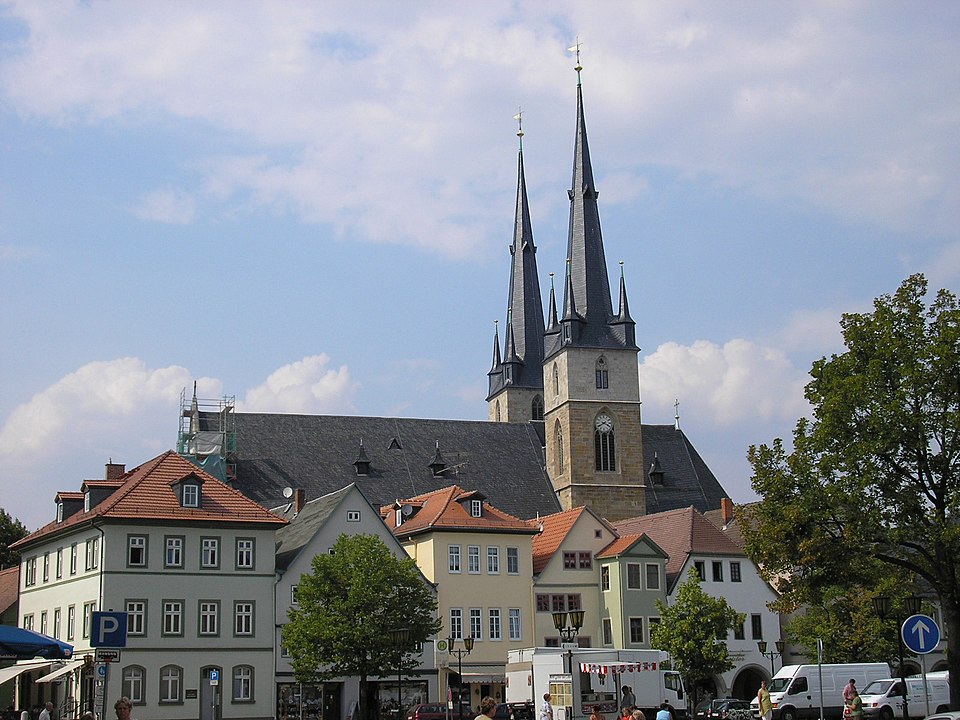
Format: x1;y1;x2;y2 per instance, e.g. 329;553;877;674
176;385;236;482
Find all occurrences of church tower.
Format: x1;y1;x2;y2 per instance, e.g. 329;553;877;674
487;117;547;424
542;56;646;520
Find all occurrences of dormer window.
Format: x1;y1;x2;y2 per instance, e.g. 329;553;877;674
471;499;482;518
182;483;200;508
84;493;91;513
57;503;64;523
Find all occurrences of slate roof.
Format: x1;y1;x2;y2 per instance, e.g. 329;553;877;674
230;413;560;520
641;424;729;515
387;486;538;539
612;506;744;590
272;484;354;571
12;451;287;550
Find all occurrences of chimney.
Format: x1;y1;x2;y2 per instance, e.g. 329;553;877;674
294;488;306;514
720;497;734;525
105;460;126;480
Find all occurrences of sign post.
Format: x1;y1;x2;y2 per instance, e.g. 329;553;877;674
91;611;127;713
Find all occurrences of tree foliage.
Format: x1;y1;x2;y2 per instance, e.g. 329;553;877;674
0;508;28;569
741;274;960;708
282;533;441;716
651;568;744;705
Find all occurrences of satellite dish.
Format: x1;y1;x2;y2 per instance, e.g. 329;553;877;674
401;504;414;517
282;487;294;499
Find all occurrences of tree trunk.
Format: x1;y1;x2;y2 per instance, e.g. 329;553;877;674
940;595;960;711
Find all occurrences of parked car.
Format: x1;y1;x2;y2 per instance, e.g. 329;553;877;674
407;704;474;720
922;714;960;720
709;701;751;720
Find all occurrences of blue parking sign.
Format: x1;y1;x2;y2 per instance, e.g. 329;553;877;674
91;612;127;647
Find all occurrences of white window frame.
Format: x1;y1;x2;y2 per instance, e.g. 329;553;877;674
128;535;147;567
602;618;613;645
126;600;146;636
159;665;182;703
234;601;254;636
449;608;463;639
448;545;461;573
487;547;500;574
645;563;661;591
165;536;184;568
469;608;482;640
506;547;519;575
489;608;502;641
471;499;482;517
508;608;522;641
182;484;199;508
233;665;253;702
201;537;219;568
236;538;254;570
67;606;75;640
601;565;610;591
626;563;641;589
199;601;219;636
629;617;644;644
467;546;481;574
123;665;145;705
730;561;742;582
162;600;183;636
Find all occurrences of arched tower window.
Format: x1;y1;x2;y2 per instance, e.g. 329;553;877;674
532;395;544;421
553;363;560;396
495;400;501;422
555;421;564;474
594;412;616;472
595;356;609;389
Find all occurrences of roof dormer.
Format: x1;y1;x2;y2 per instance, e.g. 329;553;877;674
55;492;84;522
354;439;371;476
171;473;205;508
457;490;488;518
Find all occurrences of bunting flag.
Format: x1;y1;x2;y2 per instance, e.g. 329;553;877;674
579;662;658;674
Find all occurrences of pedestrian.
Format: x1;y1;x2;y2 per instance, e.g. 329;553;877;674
843;680;857;705
476;698;498;720
80;714;95;720
38;703;52;720
590;706;605;720
114;697;136;720
846;690;863;720
540;694;553;720
656;703;672;720
758;680;773;720
620;687;636;713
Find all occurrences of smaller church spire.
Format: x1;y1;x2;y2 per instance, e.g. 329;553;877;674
545;272;559;335
488;319;502;373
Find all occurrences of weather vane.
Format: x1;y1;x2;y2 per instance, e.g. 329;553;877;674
513;107;523;146
567;37;583;79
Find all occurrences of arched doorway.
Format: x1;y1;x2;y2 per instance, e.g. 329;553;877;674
731;667;767;701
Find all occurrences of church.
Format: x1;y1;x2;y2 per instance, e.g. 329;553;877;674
180;60;730;523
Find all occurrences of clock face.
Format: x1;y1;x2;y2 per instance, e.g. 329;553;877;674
595;413;613;433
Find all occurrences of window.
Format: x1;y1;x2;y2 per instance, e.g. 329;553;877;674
712;561;723;582
734;619;745;640
40;611;47;635
70;544;78;575
57;503;63;523
200;601;219;636
553;363;559;395
551;594;565;612
601;566;610;591
508;609;521;641
567;594;582;611
22;614;33;630
495;401;501;422
471;499;482;517
489;609;502;641
578;552;592;569
234;602;254;636
162;601;183;636
55;549;63;579
646;563;661;590
165;537;183;568
290;586;299;605
128;536;147;567
536;595;550;612
602;618;613;645
85;537;99;570
67;606;75;640
694;561;705;580
236;539;255;569
448;545;461;573
24;557;36;586
563;552;577;569
506;547;519;575
82;602;96;638
126;601;146;636
595;413;616;471
233;666;253;702
201;538;219;568
532;395;544;421
596;357;609;389
182;483;199;508
43;553;49;582
123;666;145;704
53;608;61;639
450;608;463;639
347;510;361;522
730;561;742;582
629;617;644;644
467;546;481;574
751;614;763;640
159;665;182;703
555;422;564;474
627;563;642;589
487;547;500;574
469;608;482;640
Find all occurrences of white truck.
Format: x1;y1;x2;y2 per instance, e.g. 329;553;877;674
860;672;950;720
506;647;686;720
750;663;891;720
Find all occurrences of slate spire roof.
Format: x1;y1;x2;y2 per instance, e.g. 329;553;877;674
488;139;546;399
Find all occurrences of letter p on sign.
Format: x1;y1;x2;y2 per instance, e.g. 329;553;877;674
91;612;128;647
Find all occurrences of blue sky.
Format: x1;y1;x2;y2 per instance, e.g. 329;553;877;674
1;2;957;531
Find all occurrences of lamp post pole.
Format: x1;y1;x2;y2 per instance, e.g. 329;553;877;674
552;609;586;713
873;596;922;720
757;640;785;675
389;628;410;720
448;636;474;720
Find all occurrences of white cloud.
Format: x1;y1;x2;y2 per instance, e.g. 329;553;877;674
238;355;358;414
132;188;196;225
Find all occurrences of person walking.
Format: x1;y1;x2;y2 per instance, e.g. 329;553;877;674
758;680;773;720
38;704;52;720
540;694;553;720
476;698;498;720
843;680;857;705
847;690;863;720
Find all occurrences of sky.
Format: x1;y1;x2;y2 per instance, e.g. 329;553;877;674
1;2;958;532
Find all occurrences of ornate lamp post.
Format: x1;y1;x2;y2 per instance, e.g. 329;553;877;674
873;595;922;720
757;640;785;675
389;628;410;720
552;610;586;675
448;636;474;720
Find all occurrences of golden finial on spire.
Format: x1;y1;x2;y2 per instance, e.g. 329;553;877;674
513;107;524;149
619;259;625;278
567;37;583;79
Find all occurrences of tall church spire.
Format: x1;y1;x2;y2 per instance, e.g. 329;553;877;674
487;113;546;402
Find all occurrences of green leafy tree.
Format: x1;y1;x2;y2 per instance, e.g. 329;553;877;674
282;533;441;720
742;274;959;709
650;567;744;706
0;508;28;569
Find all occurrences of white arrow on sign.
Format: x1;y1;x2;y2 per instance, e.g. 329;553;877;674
910;618;932;650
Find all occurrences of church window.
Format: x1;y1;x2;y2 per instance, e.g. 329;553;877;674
495;400;501;422
532;395;544;421
555;422;564;474
595;413;616;472
553;364;559;396
595;357;609;389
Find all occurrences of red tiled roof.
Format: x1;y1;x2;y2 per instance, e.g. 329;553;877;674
12;451;287;550
390;485;537;537
55;492;84;501
530;507;586;574
612;506;743;587
0;566;19;615
597;533;655;559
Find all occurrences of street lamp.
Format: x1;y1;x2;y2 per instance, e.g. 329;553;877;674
389;628;410;720
448;636;474;720
757;640;785;675
552;610;586;674
873;595;922;720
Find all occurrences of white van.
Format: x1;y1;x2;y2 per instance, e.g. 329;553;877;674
860;673;950;720
750;663;891;720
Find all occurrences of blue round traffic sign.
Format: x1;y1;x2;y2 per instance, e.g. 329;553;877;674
901;614;940;654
